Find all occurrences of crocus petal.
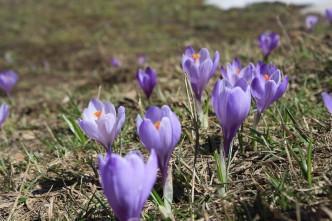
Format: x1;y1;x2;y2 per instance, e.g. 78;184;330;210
272;76;288;103
210;51;220;78
138;119;161;151
0;104;9;127
322;92;332;114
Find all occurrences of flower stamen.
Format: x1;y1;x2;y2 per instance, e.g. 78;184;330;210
264;74;270;81
192;53;200;62
94;111;102;119
154;121;161;130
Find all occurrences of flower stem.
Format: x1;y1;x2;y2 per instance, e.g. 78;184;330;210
253;111;262;130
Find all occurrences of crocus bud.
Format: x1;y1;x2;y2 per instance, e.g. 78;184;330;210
326;9;332;23
136;67;157;98
0;103;9;128
182;47;219;102
136;105;181;182
251;62;288;114
98;150;158;221
211;79;251;155
221;58;255;86
0;70;18;95
78;98;125;150
322;92;332;114
258;32;280;59
305;15;319;31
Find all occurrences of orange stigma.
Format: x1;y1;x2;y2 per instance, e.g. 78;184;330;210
154;121;161;130
263;74;270;81
192;53;200;62
235;68;241;75
94;111;102;119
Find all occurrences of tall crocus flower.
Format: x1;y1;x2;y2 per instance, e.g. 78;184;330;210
78;98;125;150
326;9;332;23
136;67;157;98
0;104;9;128
0;70;18;95
322;92;332;114
136;105;181;182
99;150;158;221
211;79;251;155
258;32;280;60
221;58;255;86
305;15;319;31
251;62;288;116
182;47;220;102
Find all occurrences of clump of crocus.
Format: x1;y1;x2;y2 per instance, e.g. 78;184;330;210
136;105;181;183
326;9;332;23
305;15;319;31
98;150;158;221
0;70;18;95
110;57;122;68
251;62;288;127
182;46;220;103
211;79;251;155
0;103;9;128
221;58;255;86
322;92;332;114
136;67;157;98
258;32;280;61
78;98;125;150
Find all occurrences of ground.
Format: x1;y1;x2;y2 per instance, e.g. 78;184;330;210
0;0;331;220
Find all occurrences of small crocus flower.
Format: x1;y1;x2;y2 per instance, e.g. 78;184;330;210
182;46;220;102
78;98;125;150
258;32;280;59
98;150;158;221
251;62;288;114
322;92;332;114
211;79;251;155
305;15;319;31
0;103;9;128
137;54;146;65
0;70;18;95
326;9;332;23
110;57;121;68
136;67;157;98
221;58;255;86
136;105;181;182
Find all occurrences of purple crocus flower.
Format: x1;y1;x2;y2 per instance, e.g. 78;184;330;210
182;46;220;101
110;57;122;68
211;79;251;155
0;70;18;95
78;98;125;150
136;105;181;182
305;15;319;31
251;62;288;114
137;54;146;65
136;67;157;98
221;58;255;86
322;92;332;114
98;150;158;221
0;103;9;128
258;32;280;59
326;9;332;23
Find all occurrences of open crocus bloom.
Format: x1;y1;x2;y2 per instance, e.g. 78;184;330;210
182;46;220;101
78;98;125;150
0;70;18;95
305;15;319;31
0;103;9;128
251;62;288;114
136;105;181;182
136;67;157;98
98;150;158;221
221;58;255;86
322;92;332;114
258;32;280;58
211;79;251;155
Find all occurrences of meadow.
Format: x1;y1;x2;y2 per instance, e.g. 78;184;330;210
0;0;331;220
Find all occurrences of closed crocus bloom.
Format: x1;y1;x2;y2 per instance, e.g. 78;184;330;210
99;150;158;221
322;92;332;114
251;62;288;114
182;46;220;101
221;58;255;86
305;15;319;31
326;9;332;23
211;79;251;155
0;103;9;128
258;32;280;59
0;70;18;95
78;98;125;150
136;105;181;182
136;67;157;98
